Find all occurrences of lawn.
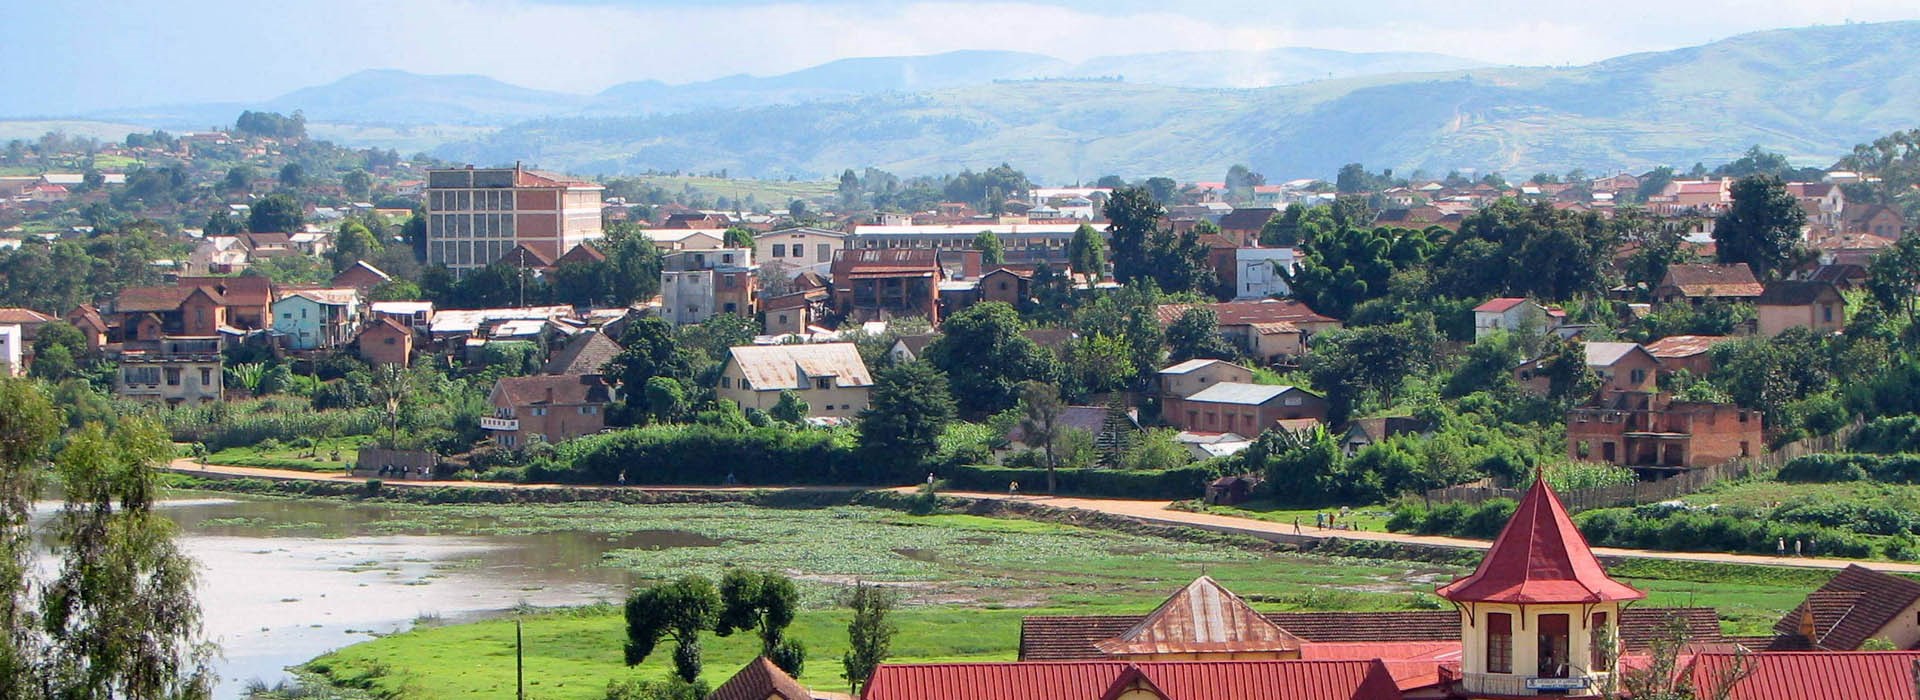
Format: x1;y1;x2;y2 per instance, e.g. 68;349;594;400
298;501;1842;698
205;435;371;472
1180;499;1395;532
1681;476;1920;511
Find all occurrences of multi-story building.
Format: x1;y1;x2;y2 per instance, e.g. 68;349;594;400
273;289;363;351
715;343;873;421
424;165;603;274
115;336;223;406
848;223;1084;266
755;226;848;278
660;248;757;325
482;374;611;448
830;249;944;323
1566;391;1761;471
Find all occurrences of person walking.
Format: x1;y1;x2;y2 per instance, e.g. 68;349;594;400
1293;517;1302;535
1776;538;1786;557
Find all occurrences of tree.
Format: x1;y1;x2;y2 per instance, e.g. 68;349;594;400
923;302;1057;416
41;418;216;699
1284;207;1433;318
278;162;305;188
723;227;755;249
341;169;372;199
1303;320;1436;424
837;169;862;210
1167;308;1236;362
973;230;1005;266
0;379;59;694
625;575;722;683
30;320;87;379
1016;381;1067;491
204;209;241;235
716;570;805;675
1714;175;1806;280
1104;186;1163;284
842;582;896;696
769;390;809;425
859;362;956;470
1062;333;1134;400
1867;231;1920;325
329;219;381;273
644;376;688;424
1067;223;1106;277
223;165;255;192
247;193;304;233
1225;164;1265;200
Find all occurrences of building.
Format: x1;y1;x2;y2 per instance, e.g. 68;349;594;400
1759;565;1920;651
708;657;813;700
659;248;757;326
1756;281;1846;337
761;290;826;336
976;266;1033;307
482;374;611;448
1438;475;1645;697
1842;203;1905;238
1567;391;1761;470
424;165;604;274
887;334;937;364
849;223;1084;266
115;336;224;406
370;301;434;330
715;343;873;420
642;228;726;252
1217;207;1280;246
65;304;108;354
1472;298;1562;341
331;260;391;293
1164;383;1327;435
1157;359;1256;402
755;227;848;278
355;317;413;367
273;289;362;351
1516;342;1658;396
1155;300;1340;366
865;659;1404;700
1652;263;1764;307
542;330;622;377
0;325;19;376
1232;247;1296;300
173;276;276;330
830;249;944;323
1343;416;1430;455
1643;335;1733;377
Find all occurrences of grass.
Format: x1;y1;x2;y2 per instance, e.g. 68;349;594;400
1681;476;1920;511
296;500;1845;698
205;435;371;472
1180;499;1395;532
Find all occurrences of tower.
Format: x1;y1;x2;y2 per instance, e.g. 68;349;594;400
1439;475;1644;697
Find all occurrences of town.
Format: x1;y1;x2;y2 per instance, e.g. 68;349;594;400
8;7;1920;700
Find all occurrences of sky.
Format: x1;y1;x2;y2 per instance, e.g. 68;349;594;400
4;0;1920;116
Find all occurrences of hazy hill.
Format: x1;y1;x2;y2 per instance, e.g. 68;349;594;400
435;21;1920;181
588;50;1072;115
263;69;590;125
1069;47;1486;88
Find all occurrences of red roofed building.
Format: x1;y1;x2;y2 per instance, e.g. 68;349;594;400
1691;651;1920;700
708;656;812;700
863;659;1405;700
830;249;943;323
1438;475;1643;696
1094;576;1305;660
424;165;604;275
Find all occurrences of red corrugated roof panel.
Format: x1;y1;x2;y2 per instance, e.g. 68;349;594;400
1693;651;1920;700
863;660;1404;700
1436;476;1645;604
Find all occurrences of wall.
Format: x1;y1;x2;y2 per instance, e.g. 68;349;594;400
1159;363;1255;399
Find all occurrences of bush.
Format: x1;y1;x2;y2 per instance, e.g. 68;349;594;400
944;464;1223;499
1780;453;1920;484
1852;415;1920;454
534;424;868;485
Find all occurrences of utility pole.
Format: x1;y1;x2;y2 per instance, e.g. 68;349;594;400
516;618;525;700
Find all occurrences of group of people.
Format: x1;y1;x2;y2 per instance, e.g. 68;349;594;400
1292;506;1355;534
373;464;430;479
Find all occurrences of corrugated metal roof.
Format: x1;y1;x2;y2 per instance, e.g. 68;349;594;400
1583;342;1649;368
1094;577;1305;657
864;659;1404;700
1159;359;1237;375
1437;478;1645;604
727;343;873;391
1185;382;1304;406
1644;335;1733;359
1693;651;1920;700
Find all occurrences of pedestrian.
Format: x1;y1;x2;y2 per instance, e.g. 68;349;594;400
1315;512;1325;529
1776;538;1785;557
1010;481;1020;495
1329;511;1337;529
1795;539;1803;557
927;472;935;488
1293;517;1302;535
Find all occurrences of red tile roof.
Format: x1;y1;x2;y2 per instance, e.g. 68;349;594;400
1155;300;1336;327
491;374;610;406
0;307;54;325
1436;476;1645;604
1693;651;1920;700
708;656;811;700
864;660;1405;700
1472;298;1529;313
1770;565;1920;651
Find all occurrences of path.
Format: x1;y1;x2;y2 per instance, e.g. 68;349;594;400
909;489;1920;574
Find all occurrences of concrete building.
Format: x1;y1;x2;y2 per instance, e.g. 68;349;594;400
0;324;19;376
1756;281;1846;337
830;249;944;323
483;374;611;448
659;248;757;325
1232;247;1296;300
715;343;873;420
1156;359;1255;402
1472;298;1563;341
848;223;1084;266
755;227;848;278
115;336;223;406
1516;342;1659;396
424;166;603;274
1163;382;1327;435
273;289;362;351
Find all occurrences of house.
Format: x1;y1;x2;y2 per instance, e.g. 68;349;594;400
1217;207;1280;245
660;248;757;326
1795;263;1869;290
553;242;606;267
755;226;848;278
1756;281;1846;337
888;334;937;363
761;290;827;336
1842;203;1904;238
1691;650;1920;700
273;289;362;351
355;317;414;367
976;266;1033;307
1787;181;1846;229
847;223;1083;266
1343;416;1430;455
0;325;19;377
708;657;813;700
114;336;224;406
1652;263;1764;306
109;286;227;341
174;276;277;330
830;249;944;323
542;330;621;376
1472;298;1563;341
1157;359;1255;401
1179;431;1254;461
1164;383;1327;435
1517;342;1659;396
65;304;107;353
0;308;55;347
1759;565;1920;651
864;659;1406;700
1155;300;1340;365
330;261;391;293
1567;391;1761;470
186;236;252;274
715;343;873;420
483;374;611;448
1643;335;1733;377
1233;247;1297;299
370;301;434;330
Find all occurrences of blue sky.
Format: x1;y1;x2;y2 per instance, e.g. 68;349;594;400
5;0;1919;115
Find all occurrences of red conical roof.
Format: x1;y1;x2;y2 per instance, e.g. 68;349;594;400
1436;475;1645;604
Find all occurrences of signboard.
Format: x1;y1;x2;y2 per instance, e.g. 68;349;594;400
1527;677;1591;691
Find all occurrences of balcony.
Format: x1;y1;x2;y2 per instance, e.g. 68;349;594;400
1462;672;1609;697
480;417;519;431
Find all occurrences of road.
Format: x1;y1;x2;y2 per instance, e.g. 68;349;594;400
161;462;1920;573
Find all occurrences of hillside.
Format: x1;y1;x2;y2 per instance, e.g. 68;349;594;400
436;21;1920;181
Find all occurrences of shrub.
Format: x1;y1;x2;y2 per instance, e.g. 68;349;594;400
538;424;866;485
1853;415;1920;454
944;464;1222;499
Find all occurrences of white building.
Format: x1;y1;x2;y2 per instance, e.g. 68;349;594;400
0;325;20;377
1233;248;1297;300
660;248;756;326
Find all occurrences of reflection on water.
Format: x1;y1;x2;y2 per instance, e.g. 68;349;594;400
33;493;713;699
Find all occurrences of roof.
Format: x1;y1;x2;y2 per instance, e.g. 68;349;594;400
1659;263;1764;298
280;288;359;306
113;286;192;313
1093;577;1305;657
429;306;572;334
1757;280;1843;306
1184;382;1311;406
1155;300;1337;327
1472;298;1530;313
498;243;555;268
1008;406;1123;445
176;276;276;307
492;374;610;406
1583;342;1652;368
513;168;599;188
1804;264;1868;285
1021;327;1076;352
555;242;606;265
890;333;937;358
1159;359;1244;375
1217;207;1280;232
707;657;811;700
1770;565;1920;651
852;223;1084;236
1693;651;1920;700
1436;476;1645;604
543;331;623;376
726;343;873;391
832;248;940;272
863;659;1404;700
359;316;413;339
1644;335;1733;359
0;308;54;325
332;260;391;285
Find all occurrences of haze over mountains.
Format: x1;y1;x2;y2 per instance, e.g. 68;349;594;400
25;21;1920;182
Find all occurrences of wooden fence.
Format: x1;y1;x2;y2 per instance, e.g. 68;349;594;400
1422;420;1864;513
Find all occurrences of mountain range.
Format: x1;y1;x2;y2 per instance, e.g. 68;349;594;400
429;21;1920;181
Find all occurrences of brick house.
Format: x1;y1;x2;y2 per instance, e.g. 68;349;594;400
1842;203;1905;238
1652;263;1764;307
1155;300;1340;366
715;343;873;421
1156;359;1255;402
830;249;944;323
1164;382;1327;435
109;286;227;342
1516;342;1659;396
1756;281;1846;337
355;317;414;367
483;374;611;448
977;267;1033;307
1643;335;1734;378
1566;391;1761;470
330;261;391;293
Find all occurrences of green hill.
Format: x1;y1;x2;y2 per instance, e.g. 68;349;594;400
437;21;1920;181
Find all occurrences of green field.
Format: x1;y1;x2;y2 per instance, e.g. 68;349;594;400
205;435;371;471
1181;500;1395;532
298;500;1838;698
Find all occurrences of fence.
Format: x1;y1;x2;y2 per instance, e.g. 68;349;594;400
351;447;439;480
1422;419;1865;513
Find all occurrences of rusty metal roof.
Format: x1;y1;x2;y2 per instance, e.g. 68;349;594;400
1094;577;1305;657
726;342;873;391
863;659;1405;700
1644;335;1734;359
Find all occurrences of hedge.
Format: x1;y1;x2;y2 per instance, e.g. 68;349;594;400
529;424;875;486
1387;499;1899;559
943;464;1222;500
1851;415;1920;454
1778;453;1920;483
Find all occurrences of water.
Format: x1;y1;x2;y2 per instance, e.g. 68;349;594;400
34;493;697;699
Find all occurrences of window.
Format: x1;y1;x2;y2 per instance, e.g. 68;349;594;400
1538;614;1570;678
1823;305;1834;323
773;244;786;258
998;282;1009;291
722;253;735;264
580;406;596;415
818;244;831;262
1487;613;1513;673
1576;440;1591;458
816;378;832;390
384;337;396;345
200;368;212;386
1591;612;1612;671
778;314;789;325
1630;368;1647;384
165;368;181;386
532;407;547;417
1284;396;1302;406
1740;441;1751;457
721;377;733;389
